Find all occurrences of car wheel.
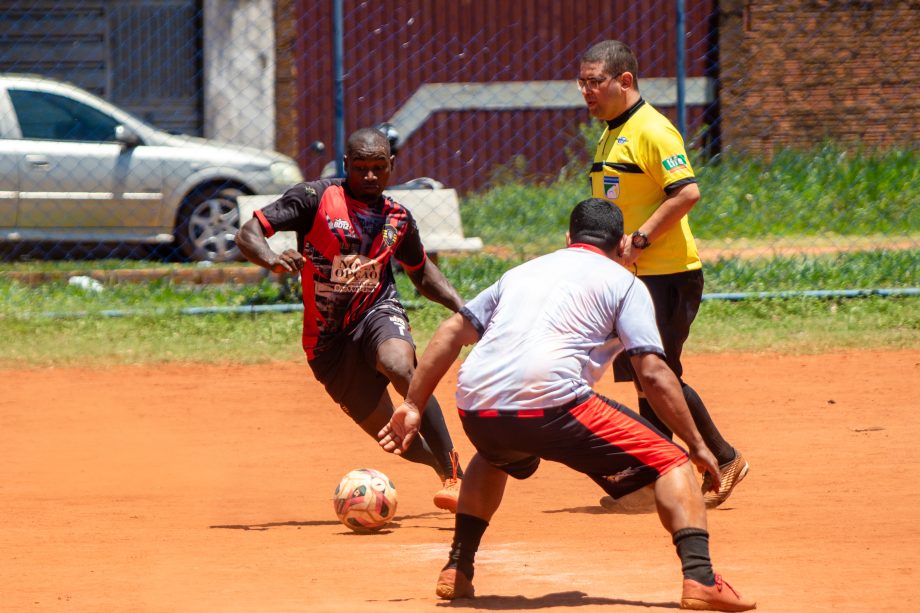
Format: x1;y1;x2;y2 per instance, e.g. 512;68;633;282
175;186;245;262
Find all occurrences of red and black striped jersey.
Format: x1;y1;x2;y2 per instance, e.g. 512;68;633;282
254;179;427;358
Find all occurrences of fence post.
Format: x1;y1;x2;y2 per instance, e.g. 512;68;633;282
675;0;687;138
333;0;345;177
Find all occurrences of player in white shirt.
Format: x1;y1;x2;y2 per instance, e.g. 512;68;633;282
378;198;756;612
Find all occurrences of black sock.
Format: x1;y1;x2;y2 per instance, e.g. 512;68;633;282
639;397;673;439
398;433;437;467
681;383;735;465
419;396;464;479
672;528;716;585
442;513;489;579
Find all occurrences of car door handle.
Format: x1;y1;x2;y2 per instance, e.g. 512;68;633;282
25;154;50;169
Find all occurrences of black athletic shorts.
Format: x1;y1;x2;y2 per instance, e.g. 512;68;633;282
459;394;688;499
614;268;704;382
308;299;415;423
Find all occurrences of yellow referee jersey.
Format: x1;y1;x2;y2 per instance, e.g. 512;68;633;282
590;99;702;276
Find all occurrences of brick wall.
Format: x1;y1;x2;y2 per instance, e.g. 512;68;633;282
718;0;919;156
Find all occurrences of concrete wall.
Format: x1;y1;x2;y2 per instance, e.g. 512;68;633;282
203;0;275;149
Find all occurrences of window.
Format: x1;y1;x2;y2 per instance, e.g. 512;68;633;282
9;89;120;142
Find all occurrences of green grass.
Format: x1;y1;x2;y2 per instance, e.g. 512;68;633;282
690;296;918;354
1;143;917;367
691;144;918;238
704;249;918;292
5;293;913;368
461;143;919;254
1;311;305;367
0;276;291;315
2;250;917;367
0;260;243;273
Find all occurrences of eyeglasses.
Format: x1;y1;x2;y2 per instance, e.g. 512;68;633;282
575;72;623;92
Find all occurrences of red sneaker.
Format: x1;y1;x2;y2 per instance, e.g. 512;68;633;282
433;478;460;512
436;567;475;600
681;574;756;611
433;449;461;512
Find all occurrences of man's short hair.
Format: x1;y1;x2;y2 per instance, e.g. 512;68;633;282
346;127;391;158
582;40;639;82
569;198;624;252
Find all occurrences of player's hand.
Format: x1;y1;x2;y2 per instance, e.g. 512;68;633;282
620;242;642;268
687;443;721;492
269;249;304;274
378;402;421;455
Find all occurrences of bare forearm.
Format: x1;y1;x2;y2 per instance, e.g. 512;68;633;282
236;218;303;274
409;260;464;312
640;183;699;241
236;219;277;269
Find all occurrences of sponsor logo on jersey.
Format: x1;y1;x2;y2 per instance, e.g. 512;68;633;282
331;254;381;293
662;154;688;172
331;218;351;231
616;136;629;144
382;224;398;246
603;175;620;200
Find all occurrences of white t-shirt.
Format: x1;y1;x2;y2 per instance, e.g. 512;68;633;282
456;244;664;413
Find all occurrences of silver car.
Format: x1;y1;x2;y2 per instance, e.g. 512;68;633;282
0;73;303;262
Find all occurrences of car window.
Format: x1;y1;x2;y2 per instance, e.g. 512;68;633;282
8;89;120;142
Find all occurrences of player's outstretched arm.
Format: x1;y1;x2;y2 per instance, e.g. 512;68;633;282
378;312;478;454
630;352;720;487
405;258;464;312
236;217;304;274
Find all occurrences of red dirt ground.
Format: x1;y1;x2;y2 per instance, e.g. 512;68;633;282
3;350;919;612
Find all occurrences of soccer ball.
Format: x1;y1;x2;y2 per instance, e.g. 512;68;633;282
333;468;398;532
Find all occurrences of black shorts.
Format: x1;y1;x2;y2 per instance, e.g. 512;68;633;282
614;268;704;382
459;394;688;499
308;300;415;423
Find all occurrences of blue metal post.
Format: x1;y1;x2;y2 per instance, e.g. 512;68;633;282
675;0;687;138
333;0;345;177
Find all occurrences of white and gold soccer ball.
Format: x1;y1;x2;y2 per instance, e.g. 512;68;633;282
333;468;398;532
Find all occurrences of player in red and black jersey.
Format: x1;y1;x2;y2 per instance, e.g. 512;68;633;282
236;127;464;511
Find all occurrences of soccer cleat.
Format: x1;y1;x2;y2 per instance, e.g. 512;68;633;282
433;479;460;512
436;567;475;600
702;451;749;509
433;449;461;512
680;574;756;611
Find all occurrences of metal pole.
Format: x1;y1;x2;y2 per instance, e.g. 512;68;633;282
675;0;687;138
333;0;345;177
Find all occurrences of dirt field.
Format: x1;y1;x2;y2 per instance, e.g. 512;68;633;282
3;350;918;612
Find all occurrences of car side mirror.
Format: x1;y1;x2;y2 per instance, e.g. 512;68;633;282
115;124;141;148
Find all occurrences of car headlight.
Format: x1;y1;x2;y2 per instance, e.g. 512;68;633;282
271;161;304;184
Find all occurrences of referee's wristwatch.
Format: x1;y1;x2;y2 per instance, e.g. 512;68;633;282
631;230;651;250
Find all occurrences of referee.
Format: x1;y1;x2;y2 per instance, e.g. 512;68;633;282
578;40;748;509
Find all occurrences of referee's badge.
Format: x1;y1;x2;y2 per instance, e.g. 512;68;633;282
603;175;620;200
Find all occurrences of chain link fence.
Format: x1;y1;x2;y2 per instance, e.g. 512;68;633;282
0;1;916;293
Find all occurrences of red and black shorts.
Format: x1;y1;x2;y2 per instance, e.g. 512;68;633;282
459;394;688;499
308;300;414;423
